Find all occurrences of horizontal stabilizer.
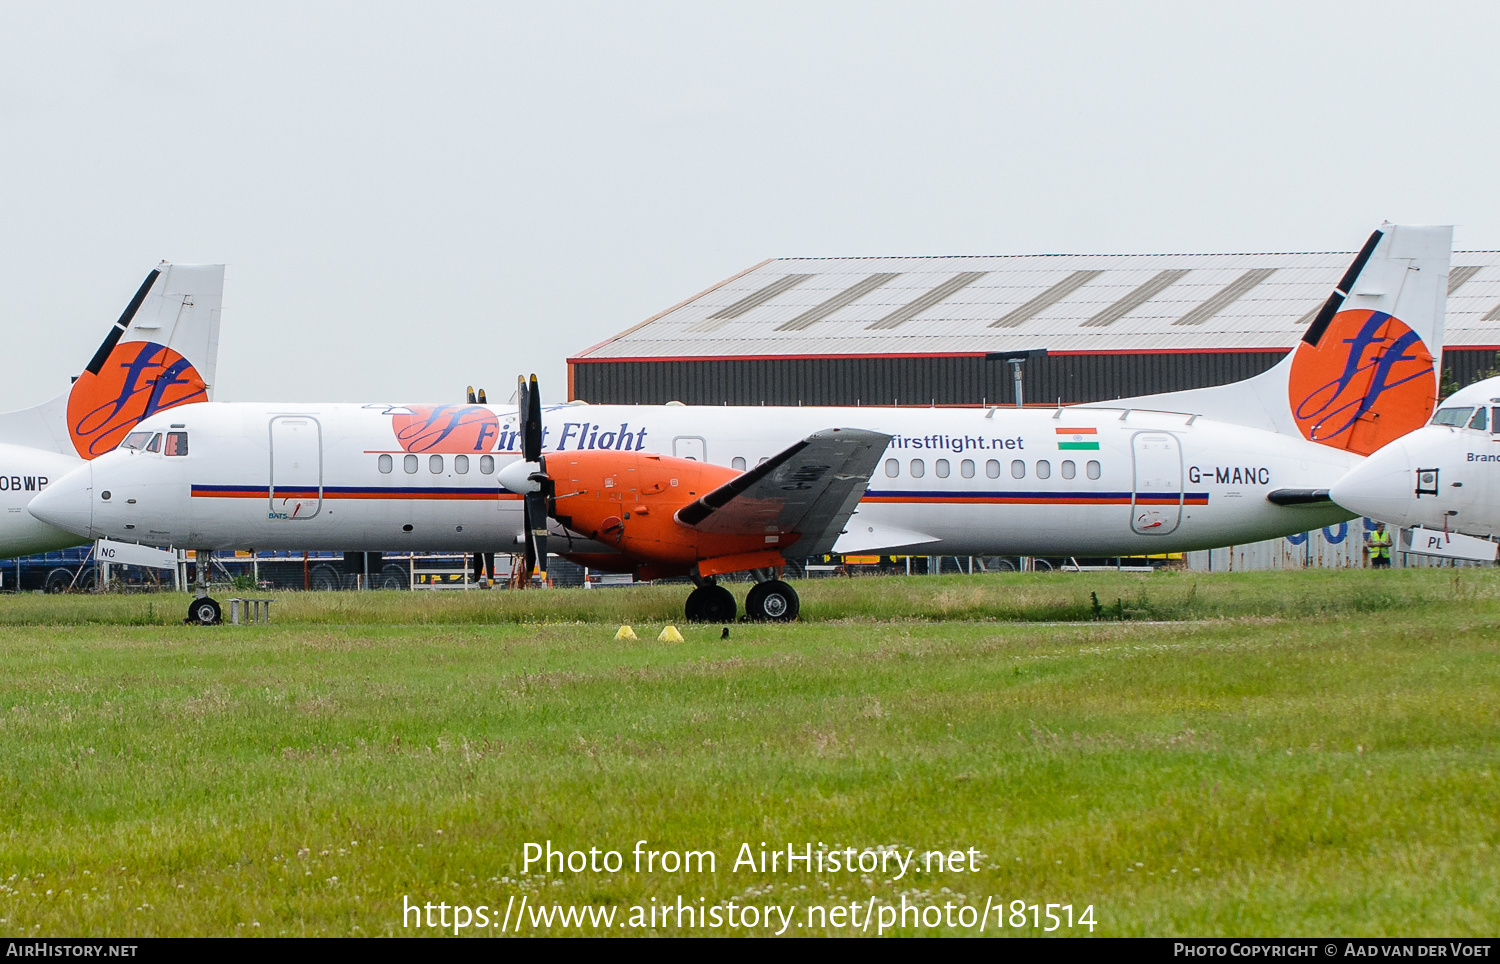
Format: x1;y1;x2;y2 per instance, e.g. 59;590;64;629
95;538;178;570
1400;526;1499;562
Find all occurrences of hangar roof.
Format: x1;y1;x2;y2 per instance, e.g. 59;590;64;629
572;251;1500;361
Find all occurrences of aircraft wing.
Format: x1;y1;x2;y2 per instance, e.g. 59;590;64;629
674;428;891;558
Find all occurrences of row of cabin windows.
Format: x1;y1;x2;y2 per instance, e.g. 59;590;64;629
377;453;496;475
883;457;1101;481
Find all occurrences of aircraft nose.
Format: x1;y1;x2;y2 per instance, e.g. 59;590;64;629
1330;439;1416;524
27;463;94;538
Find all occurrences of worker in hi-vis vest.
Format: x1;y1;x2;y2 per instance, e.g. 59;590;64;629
1365;522;1393;569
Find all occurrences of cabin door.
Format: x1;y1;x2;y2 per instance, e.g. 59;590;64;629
1131;432;1182;535
269;416;323;520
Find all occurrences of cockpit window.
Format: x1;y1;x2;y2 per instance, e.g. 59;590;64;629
164;432;189;456
121;431;152;451
145;433;162;453
1431;407;1473;427
1470;407;1489;431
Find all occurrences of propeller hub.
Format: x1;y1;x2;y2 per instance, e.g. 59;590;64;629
498;459;544;494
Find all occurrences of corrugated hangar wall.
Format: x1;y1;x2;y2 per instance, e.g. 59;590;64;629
571;348;1500;406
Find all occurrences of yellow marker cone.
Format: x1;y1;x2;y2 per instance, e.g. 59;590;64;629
614;625;638;640
658;625;684;642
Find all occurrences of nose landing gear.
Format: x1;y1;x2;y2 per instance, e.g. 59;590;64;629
185;548;222;625
187;596;222;626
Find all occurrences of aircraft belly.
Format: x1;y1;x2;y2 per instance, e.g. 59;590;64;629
183;492;524;552
858;496;1355;557
0;515;85;557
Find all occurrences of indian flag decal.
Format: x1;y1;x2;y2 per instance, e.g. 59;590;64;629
1056;427;1099;450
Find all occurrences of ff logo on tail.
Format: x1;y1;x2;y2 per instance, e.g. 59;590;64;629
1288;309;1435;456
66;341;208;459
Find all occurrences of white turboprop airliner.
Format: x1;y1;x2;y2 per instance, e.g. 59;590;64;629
1329;375;1500;544
0;263;224;559
30;225;1450;623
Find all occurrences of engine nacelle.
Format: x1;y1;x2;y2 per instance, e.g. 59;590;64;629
547;451;793;576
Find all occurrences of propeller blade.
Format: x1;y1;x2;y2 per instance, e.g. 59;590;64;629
523;373;543;463
525;491;549;575
477;388;487;404
466;385;476;404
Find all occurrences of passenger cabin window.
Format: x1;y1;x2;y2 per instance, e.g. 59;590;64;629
1432;407;1473;427
960;459;975;478
985;459;1000;479
1086;460;1101;480
454;455;469;474
121;431;152;451
1011;459;1025;479
145;433;161;453
1061;459;1076;479
1494;408;1500;433
378;454;393;474
733;457;747;471
910;459;925;478
1470;407;1489;431
884;458;899;478
164;432;188;456
935;459;950;478
1035;459;1050;479
429;455;443;474
404;454;419;474
479;455;495;474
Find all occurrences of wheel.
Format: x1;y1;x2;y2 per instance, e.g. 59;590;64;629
1031;558;1053;572
44;568;73;593
745;579;799;622
309;563;342;592
75;568;98;593
685;585;736;622
187;596;222;626
378;563;409;590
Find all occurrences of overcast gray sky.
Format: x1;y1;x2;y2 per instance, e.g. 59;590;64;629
1;1;1495;409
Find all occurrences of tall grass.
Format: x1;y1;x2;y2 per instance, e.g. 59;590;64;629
1;567;1492;626
0;570;1496;935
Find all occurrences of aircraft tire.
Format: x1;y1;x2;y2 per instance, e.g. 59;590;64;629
187;597;222;626
745;580;799;622
685;585;736;622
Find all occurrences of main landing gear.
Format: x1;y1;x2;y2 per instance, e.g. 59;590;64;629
745;579;799;622
685;582;736;622
682;576;800;623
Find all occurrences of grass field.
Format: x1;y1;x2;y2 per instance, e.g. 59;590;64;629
0;569;1496;937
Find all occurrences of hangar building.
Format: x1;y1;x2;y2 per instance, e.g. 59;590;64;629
570;250;1500;406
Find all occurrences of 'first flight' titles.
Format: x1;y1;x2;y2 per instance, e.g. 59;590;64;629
492;422;650;453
